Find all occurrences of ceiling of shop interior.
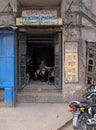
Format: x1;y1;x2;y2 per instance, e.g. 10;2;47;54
18;0;62;7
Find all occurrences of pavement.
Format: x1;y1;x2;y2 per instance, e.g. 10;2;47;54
0;102;72;130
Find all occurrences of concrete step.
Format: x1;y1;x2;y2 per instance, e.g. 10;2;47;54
17;81;63;103
17;91;64;103
18;87;62;93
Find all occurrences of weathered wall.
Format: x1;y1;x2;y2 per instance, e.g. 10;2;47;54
83;0;96;13
0;0;17;12
81;0;96;86
61;0;67;19
62;27;83;102
61;0;96;102
0;0;17;26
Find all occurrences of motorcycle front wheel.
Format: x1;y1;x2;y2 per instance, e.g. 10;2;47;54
75;113;90;130
89;126;96;130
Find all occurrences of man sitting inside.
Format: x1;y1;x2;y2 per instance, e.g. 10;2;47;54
34;60;49;81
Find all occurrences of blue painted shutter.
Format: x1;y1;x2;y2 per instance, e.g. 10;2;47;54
0;32;15;88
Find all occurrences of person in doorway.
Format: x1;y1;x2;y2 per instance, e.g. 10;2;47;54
34;60;49;81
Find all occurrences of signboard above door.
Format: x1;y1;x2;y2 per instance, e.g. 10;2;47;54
16;10;63;26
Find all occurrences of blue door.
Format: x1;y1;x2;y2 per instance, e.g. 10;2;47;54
0;30;16;106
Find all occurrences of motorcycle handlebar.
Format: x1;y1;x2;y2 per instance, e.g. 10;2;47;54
87;92;96;99
83;84;96;98
83;90;96;99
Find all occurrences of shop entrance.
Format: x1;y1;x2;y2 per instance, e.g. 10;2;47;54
18;30;62;89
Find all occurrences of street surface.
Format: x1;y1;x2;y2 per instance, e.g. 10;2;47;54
62;122;73;130
0;102;72;130
58;121;73;130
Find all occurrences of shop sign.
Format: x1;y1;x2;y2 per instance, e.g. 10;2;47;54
40;10;57;25
65;41;78;83
16;10;63;26
22;10;40;25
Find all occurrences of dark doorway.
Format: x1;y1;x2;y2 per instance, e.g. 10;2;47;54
26;34;54;83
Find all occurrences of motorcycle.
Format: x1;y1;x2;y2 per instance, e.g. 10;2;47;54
69;84;96;130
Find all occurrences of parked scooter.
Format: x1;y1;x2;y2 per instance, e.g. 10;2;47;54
69;84;96;130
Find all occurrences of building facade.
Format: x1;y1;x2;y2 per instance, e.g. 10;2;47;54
0;0;96;106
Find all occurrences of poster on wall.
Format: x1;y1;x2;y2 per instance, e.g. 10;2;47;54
65;41;78;83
